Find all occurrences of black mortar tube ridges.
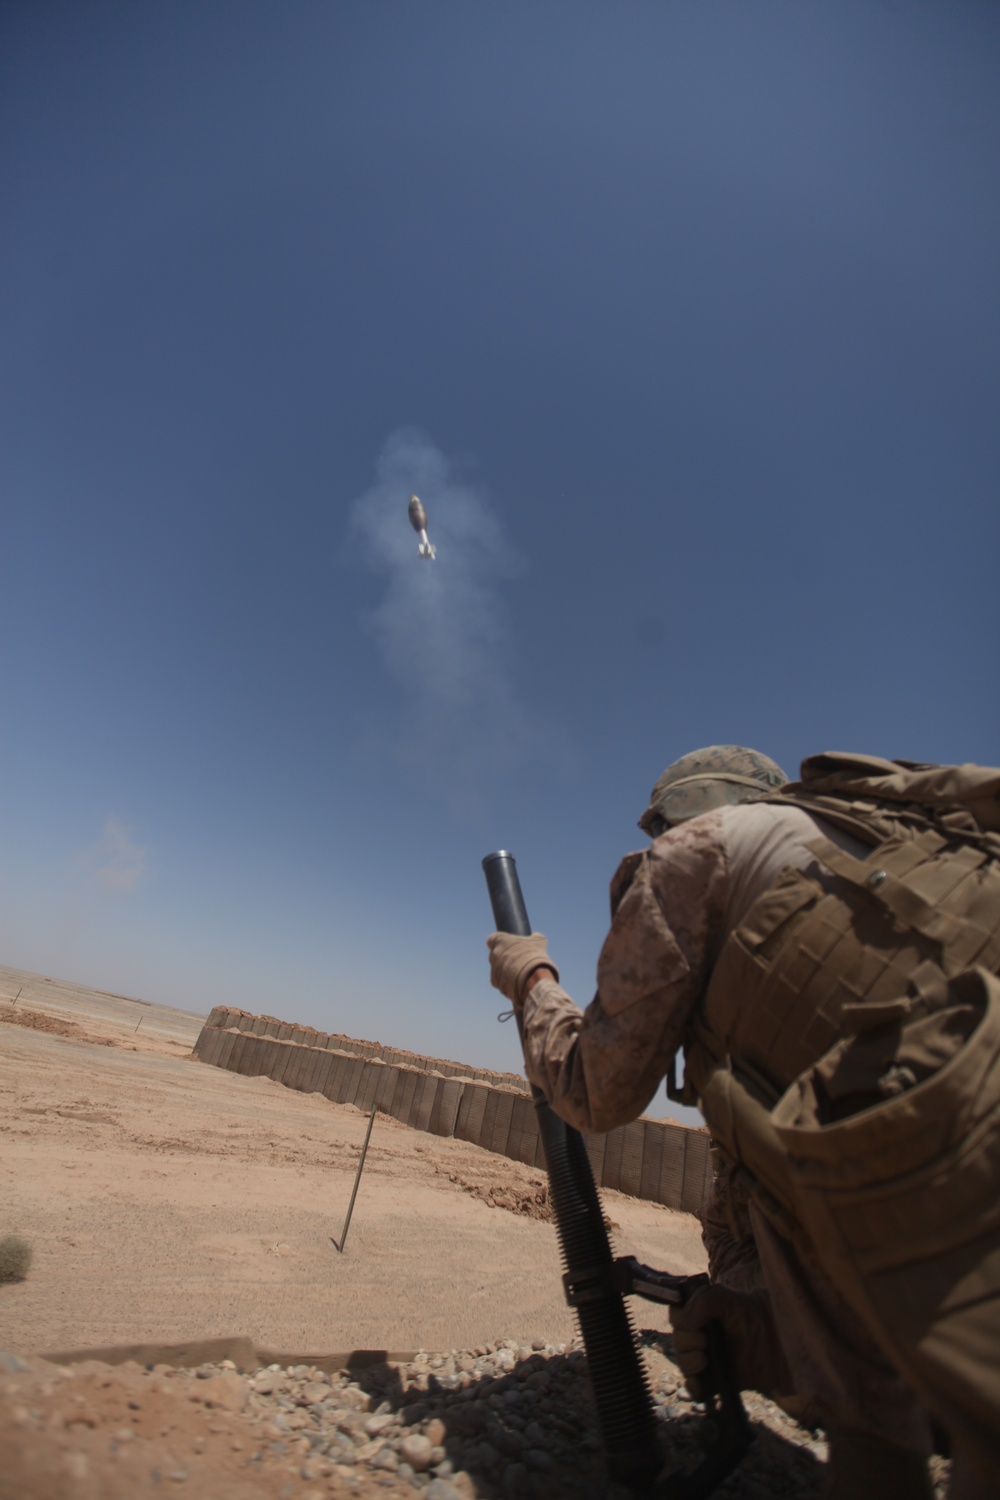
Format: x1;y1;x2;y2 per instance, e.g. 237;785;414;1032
482;852;661;1492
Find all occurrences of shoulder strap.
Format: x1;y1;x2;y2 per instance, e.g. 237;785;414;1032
753;788;902;846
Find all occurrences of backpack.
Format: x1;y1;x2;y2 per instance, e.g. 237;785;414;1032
778;751;1000;846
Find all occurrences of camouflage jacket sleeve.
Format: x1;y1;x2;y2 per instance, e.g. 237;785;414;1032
520;811;729;1133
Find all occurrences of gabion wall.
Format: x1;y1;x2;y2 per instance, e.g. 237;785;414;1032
193;1009;711;1214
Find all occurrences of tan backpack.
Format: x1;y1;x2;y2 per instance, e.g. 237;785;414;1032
782;751;1000;843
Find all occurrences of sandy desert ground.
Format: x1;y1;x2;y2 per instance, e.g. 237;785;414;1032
0;965;703;1358
0;966;706;1499
0;967;949;1499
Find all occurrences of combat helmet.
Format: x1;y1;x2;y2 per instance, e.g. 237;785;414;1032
639;745;789;837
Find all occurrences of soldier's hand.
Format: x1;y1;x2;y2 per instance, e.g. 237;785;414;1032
669;1284;791;1400
486;932;559;1006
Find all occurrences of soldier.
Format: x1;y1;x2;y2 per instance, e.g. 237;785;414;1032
487;747;1000;1500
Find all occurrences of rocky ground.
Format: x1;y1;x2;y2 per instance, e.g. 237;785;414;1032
0;1337;955;1500
0;1337;826;1500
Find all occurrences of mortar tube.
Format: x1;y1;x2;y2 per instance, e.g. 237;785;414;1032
482;851;661;1492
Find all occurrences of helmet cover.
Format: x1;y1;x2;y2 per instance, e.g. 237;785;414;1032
639;745;789;835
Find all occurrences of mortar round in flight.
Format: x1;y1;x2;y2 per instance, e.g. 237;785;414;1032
408;494;428;533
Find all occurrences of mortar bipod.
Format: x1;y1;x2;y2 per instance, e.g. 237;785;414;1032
610;1258;752;1499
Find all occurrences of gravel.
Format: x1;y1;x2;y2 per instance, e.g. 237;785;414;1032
115;1333;926;1500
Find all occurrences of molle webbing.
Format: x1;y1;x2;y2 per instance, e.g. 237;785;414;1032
698;819;1000;1099
815;837;1000;973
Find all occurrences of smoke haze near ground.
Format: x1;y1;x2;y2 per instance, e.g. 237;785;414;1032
350;430;571;820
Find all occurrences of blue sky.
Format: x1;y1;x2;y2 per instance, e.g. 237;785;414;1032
2;1;997;1123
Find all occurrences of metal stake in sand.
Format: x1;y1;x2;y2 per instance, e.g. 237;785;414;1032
332;1101;377;1254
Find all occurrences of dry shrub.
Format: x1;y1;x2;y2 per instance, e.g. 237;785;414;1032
0;1235;33;1284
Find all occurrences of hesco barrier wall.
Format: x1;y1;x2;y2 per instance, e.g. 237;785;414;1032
193;1008;712;1214
202;1007;530;1091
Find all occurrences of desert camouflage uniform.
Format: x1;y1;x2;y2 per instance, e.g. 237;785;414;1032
521;799;932;1450
699;1158;763;1294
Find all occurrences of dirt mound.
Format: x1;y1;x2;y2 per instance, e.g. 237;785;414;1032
448;1174;552;1222
0;1007;111;1044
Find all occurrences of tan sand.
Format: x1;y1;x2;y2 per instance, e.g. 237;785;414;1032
0;968;710;1498
0;970;704;1360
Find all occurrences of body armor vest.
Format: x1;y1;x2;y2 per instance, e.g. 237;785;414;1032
681;755;1000;1473
685;787;1000;1107
680;759;1000;1232
689;801;1000;1103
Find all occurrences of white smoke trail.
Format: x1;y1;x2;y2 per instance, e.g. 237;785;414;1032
92;816;148;892
349;428;568;819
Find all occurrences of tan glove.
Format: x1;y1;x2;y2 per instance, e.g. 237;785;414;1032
669;1284;792;1400
825;1428;934;1500
486;932;559;1007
